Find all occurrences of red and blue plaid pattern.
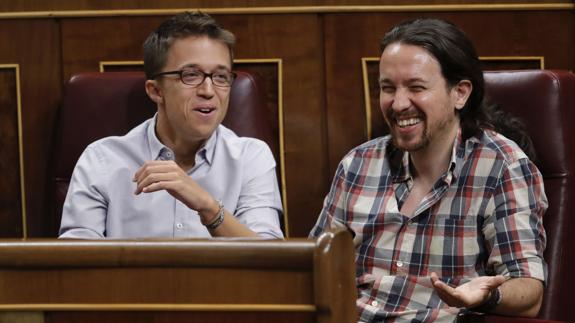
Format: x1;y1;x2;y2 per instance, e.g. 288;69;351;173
310;129;547;322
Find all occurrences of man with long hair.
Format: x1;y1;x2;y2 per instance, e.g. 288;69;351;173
311;18;546;322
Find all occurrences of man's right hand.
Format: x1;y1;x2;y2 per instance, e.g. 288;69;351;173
133;160;216;218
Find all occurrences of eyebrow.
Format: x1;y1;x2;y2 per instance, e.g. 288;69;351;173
379;77;428;84
181;64;231;72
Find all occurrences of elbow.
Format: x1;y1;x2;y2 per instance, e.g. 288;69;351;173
513;289;543;318
522;294;543;318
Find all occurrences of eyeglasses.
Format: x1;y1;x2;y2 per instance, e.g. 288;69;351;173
151;68;236;88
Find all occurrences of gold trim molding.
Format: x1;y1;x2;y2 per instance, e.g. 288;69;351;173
361;56;545;140
0;64;27;239
234;58;289;237
480;55;545;69
99;59;290;236
0;303;315;312
361;58;378;141
98;61;143;71
0;4;573;19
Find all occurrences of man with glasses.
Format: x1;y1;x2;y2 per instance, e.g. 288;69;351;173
59;12;283;239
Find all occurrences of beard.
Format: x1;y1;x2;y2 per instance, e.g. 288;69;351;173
391;126;430;151
385;107;456;152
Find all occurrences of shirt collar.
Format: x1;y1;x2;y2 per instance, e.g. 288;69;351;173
387;128;472;184
147;114;165;160
199;126;218;165
146;114;219;165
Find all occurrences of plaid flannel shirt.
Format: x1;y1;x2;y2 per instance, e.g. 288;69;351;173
310;129;547;323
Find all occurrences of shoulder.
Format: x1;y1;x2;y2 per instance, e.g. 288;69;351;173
340;136;391;167
217;125;274;161
82;119;150;164
474;129;529;165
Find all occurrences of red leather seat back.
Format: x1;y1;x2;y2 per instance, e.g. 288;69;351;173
484;70;575;321
52;71;276;233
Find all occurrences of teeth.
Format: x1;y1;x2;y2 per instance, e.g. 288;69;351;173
198;108;213;113
397;118;421;127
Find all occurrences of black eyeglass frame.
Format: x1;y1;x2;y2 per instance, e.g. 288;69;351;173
151;69;237;88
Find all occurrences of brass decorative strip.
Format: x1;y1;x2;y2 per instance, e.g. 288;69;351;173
99;61;143;72
235;58;289;237
479;56;545;69
0;64;27;239
0;4;573;19
361;58;379;140
99;59;290;237
0;304;316;312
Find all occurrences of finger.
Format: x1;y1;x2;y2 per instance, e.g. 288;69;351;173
135;172;178;194
486;275;507;289
430;273;453;292
429;273;462;306
433;284;461;307
133;161;180;183
141;180;180;194
430;272;440;284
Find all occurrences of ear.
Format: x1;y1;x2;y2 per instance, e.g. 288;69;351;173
145;79;164;105
452;80;473;111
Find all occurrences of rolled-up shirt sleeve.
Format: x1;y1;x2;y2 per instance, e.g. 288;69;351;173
484;157;548;282
235;140;284;239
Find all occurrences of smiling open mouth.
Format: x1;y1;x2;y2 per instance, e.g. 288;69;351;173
397;117;422;128
195;107;216;114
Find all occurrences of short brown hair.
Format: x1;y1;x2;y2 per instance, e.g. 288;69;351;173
143;11;236;79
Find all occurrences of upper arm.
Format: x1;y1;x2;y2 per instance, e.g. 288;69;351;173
234;140;283;239
59;146;108;239
486;158;547;280
309;158;349;239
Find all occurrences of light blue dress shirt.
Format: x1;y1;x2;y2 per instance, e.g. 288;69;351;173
59;115;284;239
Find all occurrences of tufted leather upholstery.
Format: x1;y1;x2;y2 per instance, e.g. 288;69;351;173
52;71;276;233
483;70;575;322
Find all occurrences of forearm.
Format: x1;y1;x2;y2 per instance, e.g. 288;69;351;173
493;277;543;317
198;200;259;238
209;209;259;238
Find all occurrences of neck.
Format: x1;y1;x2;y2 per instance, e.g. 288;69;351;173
155;115;207;171
409;125;459;186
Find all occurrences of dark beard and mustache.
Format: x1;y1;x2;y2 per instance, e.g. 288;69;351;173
384;107;456;152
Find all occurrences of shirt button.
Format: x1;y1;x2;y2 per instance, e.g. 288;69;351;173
371;300;378;307
396;261;404;267
166;151;173;159
176;223;183;229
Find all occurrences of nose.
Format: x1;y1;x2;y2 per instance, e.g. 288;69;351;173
391;88;411;112
196;76;215;98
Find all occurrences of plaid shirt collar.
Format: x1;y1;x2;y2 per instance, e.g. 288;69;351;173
388;128;481;185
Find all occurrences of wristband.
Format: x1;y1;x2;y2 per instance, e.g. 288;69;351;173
203;199;225;230
470;286;501;313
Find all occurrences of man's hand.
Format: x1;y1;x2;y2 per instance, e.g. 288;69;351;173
133;160;215;217
132;160;259;238
430;272;506;308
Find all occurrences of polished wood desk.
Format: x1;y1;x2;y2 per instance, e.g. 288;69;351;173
0;229;356;323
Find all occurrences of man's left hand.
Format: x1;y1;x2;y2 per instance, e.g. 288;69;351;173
430;272;506;308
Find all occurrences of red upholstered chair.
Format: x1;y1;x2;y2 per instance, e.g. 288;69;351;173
468;70;575;322
51;71;278;235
